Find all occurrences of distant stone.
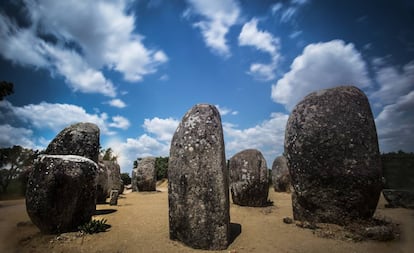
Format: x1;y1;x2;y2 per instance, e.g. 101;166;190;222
96;160;123;203
168;104;230;250
229;149;269;206
134;157;157;191
45;122;100;163
109;190;119;206
283;217;293;224
271;155;291;192
26;155;98;234
383;189;414;209
285;86;382;225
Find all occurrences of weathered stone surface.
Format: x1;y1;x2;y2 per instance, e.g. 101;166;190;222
271;155;291;192
133;157;157;191
96;160;123;203
229;149;269;206
285;86;382;225
45;122;100;163
26;155;98;234
383;189;414;209
168;104;230;250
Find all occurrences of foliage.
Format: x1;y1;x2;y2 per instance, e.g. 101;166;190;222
121;172;131;185
381;151;414;191
0;146;37;194
0;81;14;100
155;156;168;180
100;148;117;162
78;218;110;234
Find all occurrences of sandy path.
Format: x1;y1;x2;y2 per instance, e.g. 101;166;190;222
1;186;413;253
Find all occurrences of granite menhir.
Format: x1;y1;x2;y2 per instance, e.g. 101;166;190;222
168;104;230;250
229;149;269;206
26;122;100;234
135;157;157;191
285;86;382;225
271;155;291;192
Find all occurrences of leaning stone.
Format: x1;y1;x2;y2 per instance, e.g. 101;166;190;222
285;86;382;225
45;122;100;163
229;149;269;206
168;104;230;250
271;155;291;192
26;155;98;234
135;157;157;191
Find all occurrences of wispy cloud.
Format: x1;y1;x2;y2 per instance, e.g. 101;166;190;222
271;40;370;110
271;0;309;23
215;105;238;116
185;0;241;57
239;18;281;81
108;99;127;108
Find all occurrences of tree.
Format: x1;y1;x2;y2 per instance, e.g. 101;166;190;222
155;156;169;180
100;148;117;162
120;173;131;185
0;146;36;193
0;81;14;100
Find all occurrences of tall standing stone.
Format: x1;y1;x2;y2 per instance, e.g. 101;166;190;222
168;104;229;250
271;155;291;192
229;149;269;206
135;157;157;191
26;122;100;234
285;86;382;225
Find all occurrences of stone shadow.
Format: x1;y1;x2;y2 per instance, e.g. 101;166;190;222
94;209;117;215
229;223;242;245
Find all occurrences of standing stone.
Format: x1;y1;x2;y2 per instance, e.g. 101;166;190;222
131;166;138;192
168;104;229;250
45;122;100;163
26;155;98;234
135;157;157;191
109;190;119;206
285;86;382;225
229;149;269;206
271;155;291;192
96;160;123;203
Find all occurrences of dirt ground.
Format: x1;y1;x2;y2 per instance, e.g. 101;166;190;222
1;181;413;253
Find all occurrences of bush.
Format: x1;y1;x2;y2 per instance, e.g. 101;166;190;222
155;157;168;180
78;219;110;234
120;173;131;185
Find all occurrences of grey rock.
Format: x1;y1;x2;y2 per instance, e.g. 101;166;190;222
96;160;123;203
285;86;382;225
134;157;157;191
383;189;414;209
26;155;98;234
229;149;269;206
45;122;100;163
109;190;119;206
271;155;291;192
168;104;230;250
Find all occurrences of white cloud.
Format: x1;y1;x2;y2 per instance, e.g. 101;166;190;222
271;0;309;23
108;99;127;108
109;116;131;130
143;117;180;142
185;0;241;57
215;105;238;116
0;0;168;97
239;18;280;81
370;61;414;106
1;100;129;136
375;90;414;153
271;40;371;110
224;112;289;165
0;124;35;148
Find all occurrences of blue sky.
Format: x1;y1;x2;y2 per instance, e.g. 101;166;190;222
1;0;413;173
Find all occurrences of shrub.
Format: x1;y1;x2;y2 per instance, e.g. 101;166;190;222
78;219;110;234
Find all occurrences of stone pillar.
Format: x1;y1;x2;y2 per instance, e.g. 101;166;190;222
285;86;382;225
168;104;230;250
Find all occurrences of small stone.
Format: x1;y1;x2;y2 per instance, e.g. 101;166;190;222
283;217;293;224
109;190;119;206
